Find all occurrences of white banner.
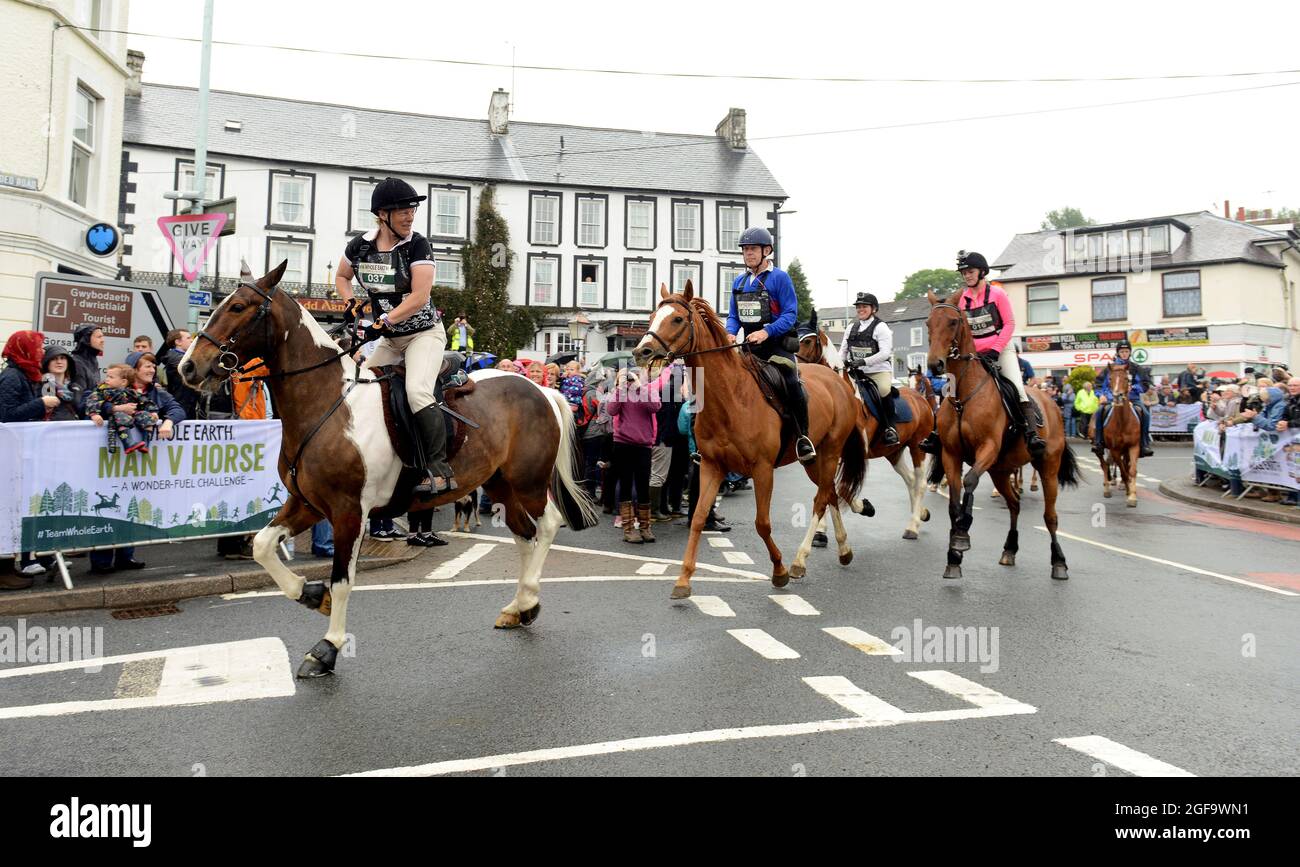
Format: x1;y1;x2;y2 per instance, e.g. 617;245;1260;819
1150;402;1202;432
1192;420;1226;475
2;420;284;554
1193;420;1300;489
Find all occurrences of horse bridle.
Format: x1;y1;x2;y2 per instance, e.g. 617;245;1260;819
930;302;995;433
644;297;745;362
194;281;280;376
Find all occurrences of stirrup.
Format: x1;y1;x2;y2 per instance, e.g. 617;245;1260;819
796;436;817;463
882;427;900;445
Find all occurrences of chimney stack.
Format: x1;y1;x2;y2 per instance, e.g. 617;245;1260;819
126;50;145;98
1224;200;1230;219
488;89;510;135
716;108;747;150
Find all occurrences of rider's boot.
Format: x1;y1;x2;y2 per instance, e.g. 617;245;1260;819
413;404;457;497
1092;413;1106;459
791;383;816;463
919;430;941;455
880;387;901;446
1139;408;1154;457
1020;400;1047;458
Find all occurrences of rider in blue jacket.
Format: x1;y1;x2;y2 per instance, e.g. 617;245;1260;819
1094;339;1154;457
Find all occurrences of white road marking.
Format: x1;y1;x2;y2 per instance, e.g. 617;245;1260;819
635;562;670;575
423;543;497;581
688;596;736;617
707;537;734;548
343;671;1036;776
445;531;766;579
1054;735;1196;777
1139;474;1161;483
907;670;1029;710
769;594;819;616
722;550;755;565
803;676;906;720
1036;527;1298;597
0;638;294;720
221;574;764;601
727;628;800;659
823;626;903;656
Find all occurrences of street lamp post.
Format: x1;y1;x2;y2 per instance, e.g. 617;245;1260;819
569;311;592;362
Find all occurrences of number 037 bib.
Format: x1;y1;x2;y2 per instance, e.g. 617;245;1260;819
356;261;397;290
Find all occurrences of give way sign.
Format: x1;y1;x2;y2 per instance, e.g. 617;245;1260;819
157;213;227;281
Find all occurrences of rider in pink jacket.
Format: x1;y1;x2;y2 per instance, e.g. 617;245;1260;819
952;250;1046;457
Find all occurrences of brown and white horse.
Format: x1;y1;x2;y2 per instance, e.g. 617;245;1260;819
633;282;866;597
798;336;934;539
181;263;598;677
1097;364;1141;507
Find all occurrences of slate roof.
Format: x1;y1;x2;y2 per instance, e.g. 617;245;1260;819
991;211;1293;281
124;84;788;198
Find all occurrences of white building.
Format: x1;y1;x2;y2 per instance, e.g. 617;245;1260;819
0;0;132;342
120;78;788;355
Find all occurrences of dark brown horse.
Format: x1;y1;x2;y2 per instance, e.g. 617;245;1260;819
633;282;866;598
1097;364;1141;507
180;262;598;677
924;291;1082;580
798;335;934;539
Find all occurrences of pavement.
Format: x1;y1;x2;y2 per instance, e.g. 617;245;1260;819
0;441;1295;777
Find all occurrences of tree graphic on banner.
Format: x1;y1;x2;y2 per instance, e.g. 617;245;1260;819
152;510;164;528
139;499;153;525
208;505;218;521
246;500;256;518
30;494;42;517
54;482;74;515
218;501;229;522
127;496;140;522
39;489;54;515
74;489;89;515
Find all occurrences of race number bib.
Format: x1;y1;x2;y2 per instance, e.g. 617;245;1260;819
356;261;396;290
737;300;763;323
850;346;872;361
965;307;996;337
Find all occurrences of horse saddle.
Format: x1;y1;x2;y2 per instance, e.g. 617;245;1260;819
854;375;913;425
1096;402;1140;430
975;354;1043;431
374;354;476;469
748;355;801;459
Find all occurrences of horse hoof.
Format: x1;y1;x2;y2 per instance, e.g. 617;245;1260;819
857;500;876;518
788;563;805;580
295;639;338;679
921;508;930;522
951;533;971;553
1126;498;1137;508
670;584;692;600
1051;564;1070;580
999;552;1016;566
494;612;521;629
943;564;962;580
518;603;541;626
772;570;790;588
902;529;918;540
1103;490;1112;498
811;531;828;548
838;550;853;566
1030;484;1038;491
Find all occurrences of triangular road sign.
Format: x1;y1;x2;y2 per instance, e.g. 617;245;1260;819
157;213;227;281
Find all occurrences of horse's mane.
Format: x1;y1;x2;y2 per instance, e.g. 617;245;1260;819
681;295;732;350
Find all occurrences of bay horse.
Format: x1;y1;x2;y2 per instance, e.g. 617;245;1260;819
924;291;1082;580
633;282;866;598
180;262;599;677
798;334;933;540
1097;364;1141;507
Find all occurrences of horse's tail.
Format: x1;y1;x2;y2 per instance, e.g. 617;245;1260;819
926;451;946;487
542;388;601;531
835;425;868;504
1057;442;1083;489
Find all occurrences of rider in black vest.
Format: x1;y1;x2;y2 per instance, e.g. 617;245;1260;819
335;178;455;496
726;227;816;463
839;292;900;446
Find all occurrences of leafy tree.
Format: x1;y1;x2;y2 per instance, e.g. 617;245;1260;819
897;268;964;301
1067;365;1097;391
447;185;548;359
246;500;256;518
787;258;815;323
54;482;74;515
30;494;43;517
1041;207;1095;230
139;499;152;525
208;505;219;520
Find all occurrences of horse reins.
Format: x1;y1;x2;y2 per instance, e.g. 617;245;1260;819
932;302;997;444
644;297;748;362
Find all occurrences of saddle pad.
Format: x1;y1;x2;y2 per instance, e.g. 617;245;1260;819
858;380;913;424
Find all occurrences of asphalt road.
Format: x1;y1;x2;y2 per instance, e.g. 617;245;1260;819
1;441;1296;777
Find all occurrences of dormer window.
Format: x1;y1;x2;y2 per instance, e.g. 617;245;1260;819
1068;223;1173;263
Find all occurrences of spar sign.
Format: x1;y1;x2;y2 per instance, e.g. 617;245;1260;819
158;213;227;281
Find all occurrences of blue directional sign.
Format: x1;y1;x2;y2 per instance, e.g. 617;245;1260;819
188;290;213;308
85;222;120;257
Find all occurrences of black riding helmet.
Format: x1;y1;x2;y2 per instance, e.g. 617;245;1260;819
854;292;879;309
956;250;989;277
1115;339;1132;353
370;178;426;214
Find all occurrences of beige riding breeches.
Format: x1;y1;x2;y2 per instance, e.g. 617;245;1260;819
364;322;447;413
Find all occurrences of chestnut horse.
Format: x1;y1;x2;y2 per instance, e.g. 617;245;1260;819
924;291;1082;580
798;334;933;539
633;283;866;598
1097;364;1141;507
181;263;598;677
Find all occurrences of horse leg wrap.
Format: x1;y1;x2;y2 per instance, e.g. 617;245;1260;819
947;549;963;565
297;581;328;612
1003;529;1019;554
1050;541;1065;565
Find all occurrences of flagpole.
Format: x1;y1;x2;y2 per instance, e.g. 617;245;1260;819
187;0;214;332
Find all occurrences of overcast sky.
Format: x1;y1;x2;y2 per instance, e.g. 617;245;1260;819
126;0;1300;309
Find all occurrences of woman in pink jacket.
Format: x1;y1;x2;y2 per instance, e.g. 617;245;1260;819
950;250;1046;456
606;366;661;544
